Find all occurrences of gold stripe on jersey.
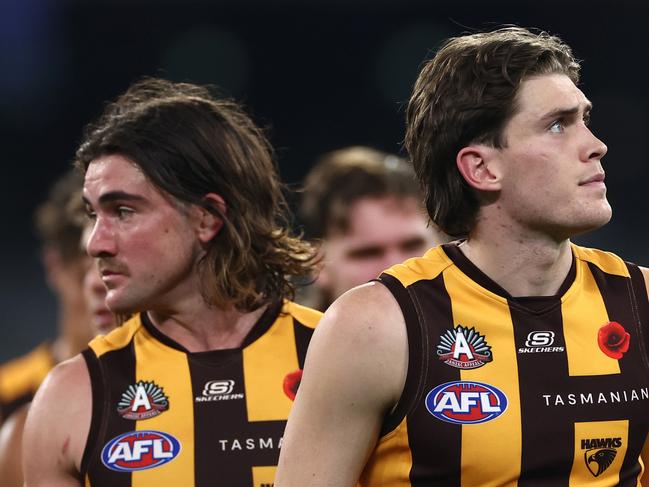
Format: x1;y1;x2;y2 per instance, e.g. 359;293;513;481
252;466;276;486
383;246;452;287
243;309;299;422
133;325;195;487
89;317;142;358
359;419;413;486
569;420;628;485
443;267;522;487
572;244;629;277
0;343;54;403
562;259;620;376
283;301;320;330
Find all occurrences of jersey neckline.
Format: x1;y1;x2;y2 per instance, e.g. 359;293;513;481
441;242;577;310
138;300;284;359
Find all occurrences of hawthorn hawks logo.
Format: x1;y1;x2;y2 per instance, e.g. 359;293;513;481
582;437;622;477
118;381;169;420
437;325;493;369
283;369;303;401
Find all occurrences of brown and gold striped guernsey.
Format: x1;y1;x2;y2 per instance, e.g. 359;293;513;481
0;342;55;419
362;243;649;486
80;301;320;487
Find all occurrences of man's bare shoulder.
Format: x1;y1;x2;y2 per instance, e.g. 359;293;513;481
276;281;408;485
306;281;408;406
322;280;405;336
32;354;90;406
24;354;91;486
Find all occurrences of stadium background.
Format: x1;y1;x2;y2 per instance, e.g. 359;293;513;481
0;0;646;361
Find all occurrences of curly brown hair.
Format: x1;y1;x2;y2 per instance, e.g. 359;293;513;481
76;78;317;311
405;26;580;237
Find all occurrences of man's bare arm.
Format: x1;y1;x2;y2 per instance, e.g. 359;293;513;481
0;403;29;487
275;281;409;486
23;355;91;487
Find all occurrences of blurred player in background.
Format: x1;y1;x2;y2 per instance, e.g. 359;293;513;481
0;170;94;422
298;146;447;310
0;176;117;487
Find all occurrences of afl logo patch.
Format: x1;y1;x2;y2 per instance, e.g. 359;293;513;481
426;381;508;424
101;430;181;472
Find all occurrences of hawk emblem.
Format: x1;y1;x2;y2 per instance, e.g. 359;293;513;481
585;448;617;477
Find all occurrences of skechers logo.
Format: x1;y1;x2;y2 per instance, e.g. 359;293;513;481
101;430;181;472
582;437;621;477
519;331;565;353
425;381;508;424
195;380;244;403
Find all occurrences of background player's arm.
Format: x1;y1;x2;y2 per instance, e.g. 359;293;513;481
0;403;29;487
23;355;91;487
275;282;408;486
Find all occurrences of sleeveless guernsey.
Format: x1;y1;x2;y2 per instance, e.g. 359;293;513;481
361;243;649;486
80;301;320;487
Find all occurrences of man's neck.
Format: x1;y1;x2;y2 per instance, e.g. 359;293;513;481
146;298;270;352
460;223;574;298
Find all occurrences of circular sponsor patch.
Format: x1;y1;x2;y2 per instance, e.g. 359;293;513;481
425;381;508;425
101;430;181;472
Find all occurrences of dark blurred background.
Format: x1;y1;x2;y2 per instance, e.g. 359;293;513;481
1;0;647;361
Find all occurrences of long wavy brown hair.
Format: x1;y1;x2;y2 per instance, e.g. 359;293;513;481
76;78;317;311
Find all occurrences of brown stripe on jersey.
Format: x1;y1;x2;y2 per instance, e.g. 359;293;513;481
376;274;427;438
407;274;461;486
587;262;649;483
292;319;314;369
509;298;573;486
80;349;105;478
85;341;137;487
189;351;286;485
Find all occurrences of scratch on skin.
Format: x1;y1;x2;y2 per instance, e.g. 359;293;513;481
62;436;71;456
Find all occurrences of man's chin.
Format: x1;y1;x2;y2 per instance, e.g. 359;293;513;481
569;211;612;238
105;293;140;316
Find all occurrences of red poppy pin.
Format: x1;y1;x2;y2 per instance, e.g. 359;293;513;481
597;321;630;360
283;369;303;401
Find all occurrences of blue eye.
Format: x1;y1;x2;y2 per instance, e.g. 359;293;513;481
549;120;564;133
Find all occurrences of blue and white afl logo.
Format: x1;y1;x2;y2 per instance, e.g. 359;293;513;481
101;430;181;472
426;381;508;425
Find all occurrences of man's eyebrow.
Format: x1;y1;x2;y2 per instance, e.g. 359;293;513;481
82;191;146;206
541;101;593;122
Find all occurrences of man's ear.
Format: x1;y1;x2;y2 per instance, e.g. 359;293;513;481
456;145;502;192
194;193;226;244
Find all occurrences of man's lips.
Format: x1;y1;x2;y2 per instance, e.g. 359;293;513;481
579;172;605;185
99;264;128;277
